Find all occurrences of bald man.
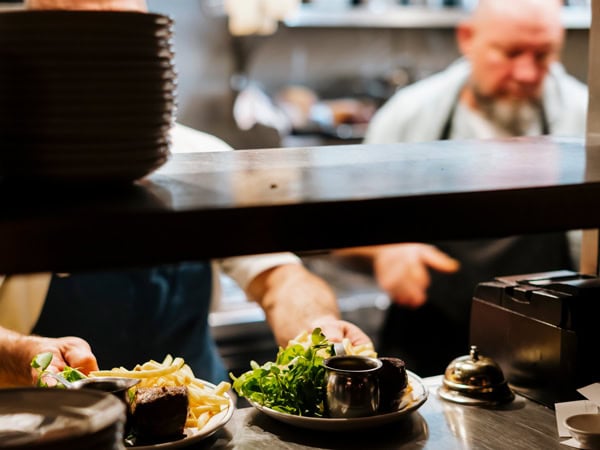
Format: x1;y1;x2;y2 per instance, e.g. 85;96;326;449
337;0;587;375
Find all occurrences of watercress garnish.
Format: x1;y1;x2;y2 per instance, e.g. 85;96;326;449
231;328;334;417
31;352;87;387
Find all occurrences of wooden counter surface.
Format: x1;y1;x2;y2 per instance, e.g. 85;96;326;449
1;136;599;273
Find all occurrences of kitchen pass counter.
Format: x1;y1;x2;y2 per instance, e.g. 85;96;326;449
206;376;563;449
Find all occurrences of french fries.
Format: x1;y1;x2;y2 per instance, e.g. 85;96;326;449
338;338;377;358
89;355;231;430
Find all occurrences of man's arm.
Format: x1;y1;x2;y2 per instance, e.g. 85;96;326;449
334;244;460;309
0;326;98;387
244;263;370;347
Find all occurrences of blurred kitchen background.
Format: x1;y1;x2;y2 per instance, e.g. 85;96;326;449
146;0;590;152
179;0;589;376
1;0;590;375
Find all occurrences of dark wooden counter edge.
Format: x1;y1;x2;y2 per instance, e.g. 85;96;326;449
1;136;599;274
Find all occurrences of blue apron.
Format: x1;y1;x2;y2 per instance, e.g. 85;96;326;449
32;262;228;384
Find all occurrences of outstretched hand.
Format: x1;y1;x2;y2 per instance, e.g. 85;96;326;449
1;332;99;386
372;243;460;308
33;336;99;378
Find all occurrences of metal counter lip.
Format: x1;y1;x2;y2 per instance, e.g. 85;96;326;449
218;375;564;449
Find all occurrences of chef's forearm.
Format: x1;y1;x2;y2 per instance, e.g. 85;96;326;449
0;326;30;386
246;264;340;346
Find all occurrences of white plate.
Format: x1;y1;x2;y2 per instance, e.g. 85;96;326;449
131;383;235;449
249;371;428;431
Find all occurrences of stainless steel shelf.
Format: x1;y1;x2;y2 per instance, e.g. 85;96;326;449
563;5;591;29
284;5;590;29
285;5;469;29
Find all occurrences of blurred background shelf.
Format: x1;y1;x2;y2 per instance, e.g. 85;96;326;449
284;5;590;30
285;5;470;29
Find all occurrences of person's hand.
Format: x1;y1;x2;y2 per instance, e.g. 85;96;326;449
247;263;373;348
25;0;147;11
30;335;99;378
372;243;460;308
311;316;372;346
1;333;98;386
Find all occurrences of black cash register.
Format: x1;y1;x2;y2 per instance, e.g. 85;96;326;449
470;270;599;407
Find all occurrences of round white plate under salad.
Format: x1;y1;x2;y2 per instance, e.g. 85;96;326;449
249;371;428;432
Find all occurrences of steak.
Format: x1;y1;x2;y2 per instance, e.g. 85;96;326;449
130;386;189;441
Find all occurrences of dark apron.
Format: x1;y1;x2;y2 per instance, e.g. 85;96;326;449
33;262;228;384
380;100;573;376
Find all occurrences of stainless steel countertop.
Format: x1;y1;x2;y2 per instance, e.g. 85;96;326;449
206;376;563;449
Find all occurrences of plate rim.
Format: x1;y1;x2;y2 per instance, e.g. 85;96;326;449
0;387;125;444
130;380;235;450
248;370;428;431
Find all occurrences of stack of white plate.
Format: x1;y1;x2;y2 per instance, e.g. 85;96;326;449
0;10;176;183
0;388;126;450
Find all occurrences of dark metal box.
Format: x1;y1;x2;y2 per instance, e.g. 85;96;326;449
470;270;599;407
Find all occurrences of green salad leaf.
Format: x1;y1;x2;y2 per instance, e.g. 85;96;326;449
31;352;87;387
31;352;53;372
230;328;334;417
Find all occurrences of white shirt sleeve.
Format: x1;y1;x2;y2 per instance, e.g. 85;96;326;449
170;123;232;153
216;252;302;292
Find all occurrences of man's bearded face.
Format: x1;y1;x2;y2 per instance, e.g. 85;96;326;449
472;85;542;136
